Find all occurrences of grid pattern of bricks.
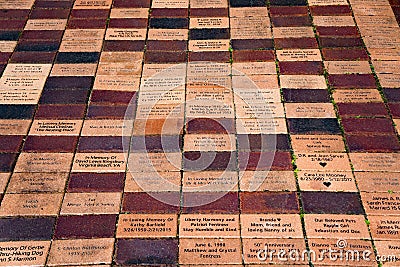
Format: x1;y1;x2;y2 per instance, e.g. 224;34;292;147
0;0;400;266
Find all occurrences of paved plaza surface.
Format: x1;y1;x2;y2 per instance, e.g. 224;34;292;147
0;0;400;266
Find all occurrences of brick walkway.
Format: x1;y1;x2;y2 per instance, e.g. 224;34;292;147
0;0;400;266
